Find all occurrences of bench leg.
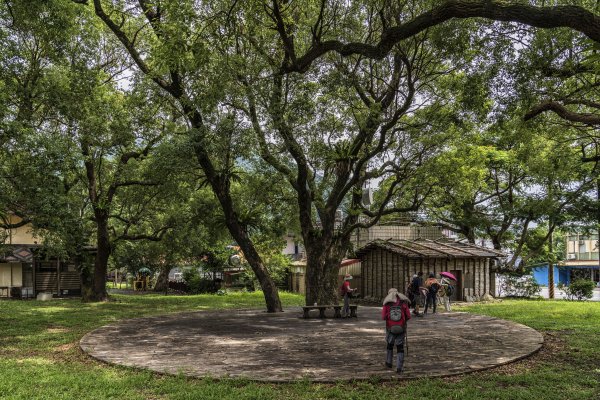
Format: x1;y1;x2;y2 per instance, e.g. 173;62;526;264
303;309;310;319
319;308;326;318
333;307;341;318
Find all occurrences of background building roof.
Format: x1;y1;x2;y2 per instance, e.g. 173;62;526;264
355;239;505;259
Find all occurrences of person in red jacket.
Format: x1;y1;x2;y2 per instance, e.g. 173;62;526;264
340;274;356;317
382;288;411;373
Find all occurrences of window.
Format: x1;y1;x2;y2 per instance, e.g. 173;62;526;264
64;263;77;272
36;261;57;272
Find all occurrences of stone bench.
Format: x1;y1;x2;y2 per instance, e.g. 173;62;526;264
302;305;358;319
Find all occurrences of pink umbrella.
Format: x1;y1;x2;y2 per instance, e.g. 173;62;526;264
440;271;457;281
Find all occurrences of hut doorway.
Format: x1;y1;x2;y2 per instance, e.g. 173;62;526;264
450;269;462;301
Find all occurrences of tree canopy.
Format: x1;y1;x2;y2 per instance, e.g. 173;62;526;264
2;0;600;307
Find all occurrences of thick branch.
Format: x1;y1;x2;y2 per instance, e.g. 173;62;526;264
243;81;298;189
582;155;600;163
524;101;600;125
114;226;171;242
542;64;593;78
88;0;174;95
284;1;600;72
138;0;161;37
120;136;159;164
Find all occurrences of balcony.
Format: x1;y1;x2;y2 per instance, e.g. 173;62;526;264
568;252;599;261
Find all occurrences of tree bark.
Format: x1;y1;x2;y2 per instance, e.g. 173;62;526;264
87;215;110;302
525;101;600;125
216;188;282;312
284;1;600;72
82;140;110;302
186;109;282;312
304;239;346;306
153;265;169;293
299;205;352;306
77;251;95;302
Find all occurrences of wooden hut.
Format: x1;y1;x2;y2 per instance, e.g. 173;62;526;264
1;215;86;298
356;239;505;302
0;246;86;298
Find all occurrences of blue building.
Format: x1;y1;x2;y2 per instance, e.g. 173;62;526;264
531;263;599;286
531;233;600;286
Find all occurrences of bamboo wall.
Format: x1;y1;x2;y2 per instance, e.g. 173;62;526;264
361;248;408;299
35;271;80;294
361;249;493;301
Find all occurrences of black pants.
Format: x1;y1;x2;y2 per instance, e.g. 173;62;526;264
424;293;437;313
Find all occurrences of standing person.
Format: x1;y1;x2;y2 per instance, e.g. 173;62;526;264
382;288;411;374
424;273;440;315
340;274;355;318
410;271;424;317
439;276;454;312
407;274;417;306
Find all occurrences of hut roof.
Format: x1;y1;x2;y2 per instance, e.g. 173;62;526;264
355;238;505;259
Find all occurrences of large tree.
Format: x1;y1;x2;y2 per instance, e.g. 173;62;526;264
67;0;600;306
70;0;289;311
224;0;600;303
0;1;182;301
234;2;467;304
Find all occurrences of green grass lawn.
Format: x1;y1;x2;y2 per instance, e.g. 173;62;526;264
1;293;598;400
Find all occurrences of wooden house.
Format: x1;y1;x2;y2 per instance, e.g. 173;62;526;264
356;239;505;302
1;215;83;298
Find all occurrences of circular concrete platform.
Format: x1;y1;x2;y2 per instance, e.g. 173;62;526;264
80;307;543;382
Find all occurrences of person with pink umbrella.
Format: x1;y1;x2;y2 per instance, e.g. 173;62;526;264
439;272;457;311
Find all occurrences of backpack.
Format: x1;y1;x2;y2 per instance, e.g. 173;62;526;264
445;284;455;297
429;282;441;295
387;305;406;335
410;277;420;294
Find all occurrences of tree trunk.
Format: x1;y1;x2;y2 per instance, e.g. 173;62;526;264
189;127;282;312
225;216;282;312
86;216;110;302
303;233;346;306
153;265;169;293
491;235;502;251
77;252;95;302
305;255;343;306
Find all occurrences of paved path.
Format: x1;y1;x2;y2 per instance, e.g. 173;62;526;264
80;307;543;382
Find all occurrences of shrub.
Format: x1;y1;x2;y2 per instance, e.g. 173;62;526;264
187;275;219;294
559;279;595;301
498;274;541;298
182;269;219;294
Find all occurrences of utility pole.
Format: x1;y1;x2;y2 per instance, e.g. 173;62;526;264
548;175;555;300
548;227;554;299
597;178;599;285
